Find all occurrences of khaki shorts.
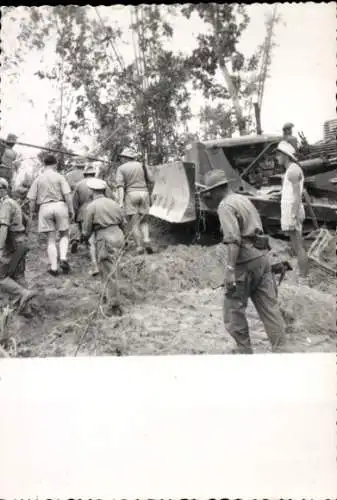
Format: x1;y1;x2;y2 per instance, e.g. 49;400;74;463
96;226;125;263
124;190;150;216
38;201;70;233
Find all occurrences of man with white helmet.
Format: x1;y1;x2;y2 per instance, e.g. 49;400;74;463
71;164;99;274
200;170;287;354
71;164;117;275
276;140;308;277
82;178;127;315
116;148;153;254
0;177;36;316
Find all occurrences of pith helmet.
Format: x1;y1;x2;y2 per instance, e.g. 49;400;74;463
120;147;137;159
200;169;229;194
86;178;107;191
6;133;17;144
83;164;96;175
0;177;9;189
276;140;297;161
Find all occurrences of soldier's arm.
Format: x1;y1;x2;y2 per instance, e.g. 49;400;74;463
26;179;37;217
0;226;8;259
72;186;80;216
0;202;10;258
60;177;74;219
115;168;124;207
287;165;303;218
82;204;94;239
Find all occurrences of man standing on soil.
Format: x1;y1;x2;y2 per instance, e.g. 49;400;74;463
82;178;127;315
27;154;74;276
0;177;36;315
71;164;99;275
115;148;153;255
276;140;309;278
200;169;287;354
71;164;117;275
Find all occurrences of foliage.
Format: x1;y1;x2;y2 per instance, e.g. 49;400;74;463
3;4;273;160
199;104;235;140
181;3;262;135
9;5;193;164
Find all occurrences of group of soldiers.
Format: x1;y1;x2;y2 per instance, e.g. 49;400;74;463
0;123;312;353
0;145;153;317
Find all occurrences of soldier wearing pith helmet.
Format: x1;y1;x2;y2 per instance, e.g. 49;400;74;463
82;177;127;315
200;169;287;354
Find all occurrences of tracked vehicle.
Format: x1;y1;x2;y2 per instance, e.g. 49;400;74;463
149;124;337;236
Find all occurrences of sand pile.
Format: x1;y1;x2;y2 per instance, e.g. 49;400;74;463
278;283;335;339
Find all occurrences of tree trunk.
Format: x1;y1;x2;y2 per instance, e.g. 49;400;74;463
218;59;246;135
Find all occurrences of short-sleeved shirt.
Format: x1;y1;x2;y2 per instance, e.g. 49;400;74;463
217;192;267;264
115;161;150;192
73;178;116;222
0;196;25;233
27;167;71;205
83;196;125;236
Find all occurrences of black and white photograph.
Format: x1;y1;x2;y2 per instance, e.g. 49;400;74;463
1;3;336;499
0;3;335;358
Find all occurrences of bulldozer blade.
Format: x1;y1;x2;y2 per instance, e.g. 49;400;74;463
149;161;196;223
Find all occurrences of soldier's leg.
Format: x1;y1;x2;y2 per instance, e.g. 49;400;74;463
130;214;143;251
139;192;153;252
70;223;81;253
223;270;252;353
125;193;143;252
88;233;99;276
99;254;122;312
250;261;287;352
288;229;308;277
46;231;58;273
39;204;58;274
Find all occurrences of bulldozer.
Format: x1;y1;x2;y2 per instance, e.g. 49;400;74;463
149;126;337;237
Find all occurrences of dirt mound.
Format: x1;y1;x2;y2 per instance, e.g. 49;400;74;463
0;229;335;357
278;284;335;340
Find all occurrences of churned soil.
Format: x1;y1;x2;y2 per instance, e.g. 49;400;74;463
0;221;335;357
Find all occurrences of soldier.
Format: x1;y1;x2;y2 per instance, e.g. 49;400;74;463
200;170;288;354
27;154;74;276
276;140;309;278
71;164;117;275
0;134;19;191
282;122;298;151
116;148;153;255
82;178;127;315
0;177;36;314
1;134;18;169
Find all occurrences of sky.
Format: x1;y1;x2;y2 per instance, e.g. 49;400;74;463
1;3;336;159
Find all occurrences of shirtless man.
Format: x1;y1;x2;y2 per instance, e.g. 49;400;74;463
276;140;309;277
